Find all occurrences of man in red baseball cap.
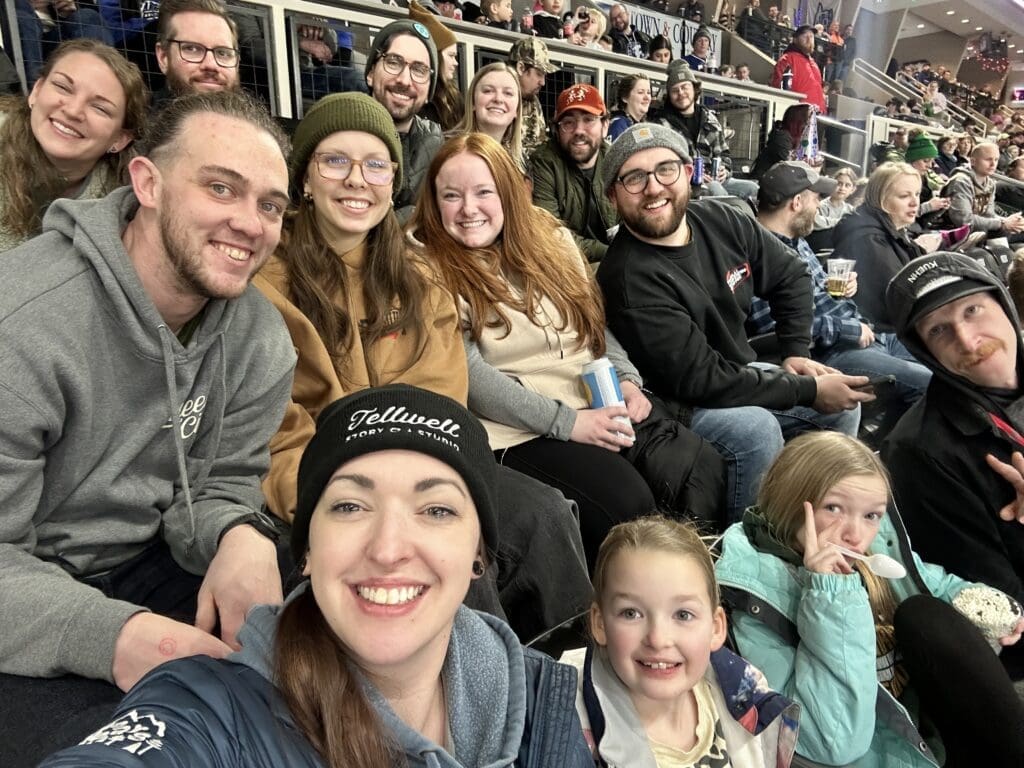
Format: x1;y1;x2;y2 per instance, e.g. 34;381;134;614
530;83;619;264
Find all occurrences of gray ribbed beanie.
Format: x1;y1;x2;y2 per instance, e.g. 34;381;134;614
604;123;693;195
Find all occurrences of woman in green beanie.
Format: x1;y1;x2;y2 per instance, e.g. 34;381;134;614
252;92;466;521
904;130;950;226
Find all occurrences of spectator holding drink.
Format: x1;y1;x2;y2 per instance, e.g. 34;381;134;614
410;133;726;565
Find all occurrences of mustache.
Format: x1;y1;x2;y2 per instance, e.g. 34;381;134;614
964;339;1004;367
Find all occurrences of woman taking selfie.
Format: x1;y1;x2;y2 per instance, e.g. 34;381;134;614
0;38;146;251
41;385;593;767
255;93;591;642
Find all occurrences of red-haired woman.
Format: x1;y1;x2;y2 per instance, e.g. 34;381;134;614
411;132;723;566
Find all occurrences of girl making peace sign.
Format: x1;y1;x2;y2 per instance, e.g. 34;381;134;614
716;431;1024;768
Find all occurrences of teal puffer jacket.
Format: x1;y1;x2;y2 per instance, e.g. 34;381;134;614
715;509;979;768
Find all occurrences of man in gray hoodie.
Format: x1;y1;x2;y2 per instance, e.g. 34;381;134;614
0;90;296;766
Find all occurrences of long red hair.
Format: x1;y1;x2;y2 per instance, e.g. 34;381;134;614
409;132;606;357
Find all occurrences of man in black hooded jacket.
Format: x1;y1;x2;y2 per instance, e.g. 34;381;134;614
883;252;1024;676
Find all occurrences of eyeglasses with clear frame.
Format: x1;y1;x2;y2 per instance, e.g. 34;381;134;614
379;53;432;84
312;153;398;186
616;159;686;194
167;39;239;67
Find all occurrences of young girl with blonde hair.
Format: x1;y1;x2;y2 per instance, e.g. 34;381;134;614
562;516;800;767
716;431;1024;767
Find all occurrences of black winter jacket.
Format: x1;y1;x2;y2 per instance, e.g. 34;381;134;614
40;605;593;768
883;256;1024;605
396;115;444;223
831;204;924;332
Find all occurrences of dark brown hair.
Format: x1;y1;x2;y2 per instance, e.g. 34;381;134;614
410;133;607;356
145;88;289;163
274;588;402;768
0;39;148;240
281;191;427;386
156;0;237;46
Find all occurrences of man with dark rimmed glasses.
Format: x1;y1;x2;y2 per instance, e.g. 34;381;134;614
154;0;240;104
597;123;869;524
364;20;443;222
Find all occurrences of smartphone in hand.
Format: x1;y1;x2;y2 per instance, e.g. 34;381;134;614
852;375;896;391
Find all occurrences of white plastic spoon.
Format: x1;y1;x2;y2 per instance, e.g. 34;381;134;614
834;546;907;579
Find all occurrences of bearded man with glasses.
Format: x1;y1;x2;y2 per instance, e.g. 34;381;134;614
597;124;869;524
530;83;618;265
154;0;240;107
364;19;443;223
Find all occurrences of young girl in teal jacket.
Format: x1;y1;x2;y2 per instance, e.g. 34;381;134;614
715;431;1024;768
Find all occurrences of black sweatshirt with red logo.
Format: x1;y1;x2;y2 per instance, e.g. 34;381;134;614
597;198;818;411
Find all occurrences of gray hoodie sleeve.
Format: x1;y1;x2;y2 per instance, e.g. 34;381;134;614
465;333;579;441
0;387;147;681
160;312;296;573
606;328;642;389
945;173;1004;232
465;329;640;441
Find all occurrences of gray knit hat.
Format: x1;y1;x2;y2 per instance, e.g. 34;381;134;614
665;59;698;90
604;123;692;195
289;93;403;200
364;20;438;101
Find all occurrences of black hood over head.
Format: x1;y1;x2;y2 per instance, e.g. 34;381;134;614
886;252;1024;396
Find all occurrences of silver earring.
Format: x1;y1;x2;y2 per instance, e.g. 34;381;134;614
472;560;485;576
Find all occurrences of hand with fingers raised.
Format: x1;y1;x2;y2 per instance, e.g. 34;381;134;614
801;501;855;576
986;452;1024;524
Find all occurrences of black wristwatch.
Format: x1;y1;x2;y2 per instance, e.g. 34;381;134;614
219;509;282;545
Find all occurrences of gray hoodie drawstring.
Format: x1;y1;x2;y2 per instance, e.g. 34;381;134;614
157;323;196;555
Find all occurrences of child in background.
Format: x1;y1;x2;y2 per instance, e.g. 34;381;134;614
532;0;564;38
477;0;515;29
813;167;858;230
563;516;800;768
716;431;1024;768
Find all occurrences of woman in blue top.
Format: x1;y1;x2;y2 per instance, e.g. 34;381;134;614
608;74;651;141
716;430;1024;768
41;386;592;768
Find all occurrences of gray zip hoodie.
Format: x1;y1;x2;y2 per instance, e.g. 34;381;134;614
0;186;295;682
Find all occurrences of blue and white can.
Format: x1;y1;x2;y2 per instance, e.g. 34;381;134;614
582;358;632;435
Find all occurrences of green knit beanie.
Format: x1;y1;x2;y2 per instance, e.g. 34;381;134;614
904;134;938;164
289;92;403;200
